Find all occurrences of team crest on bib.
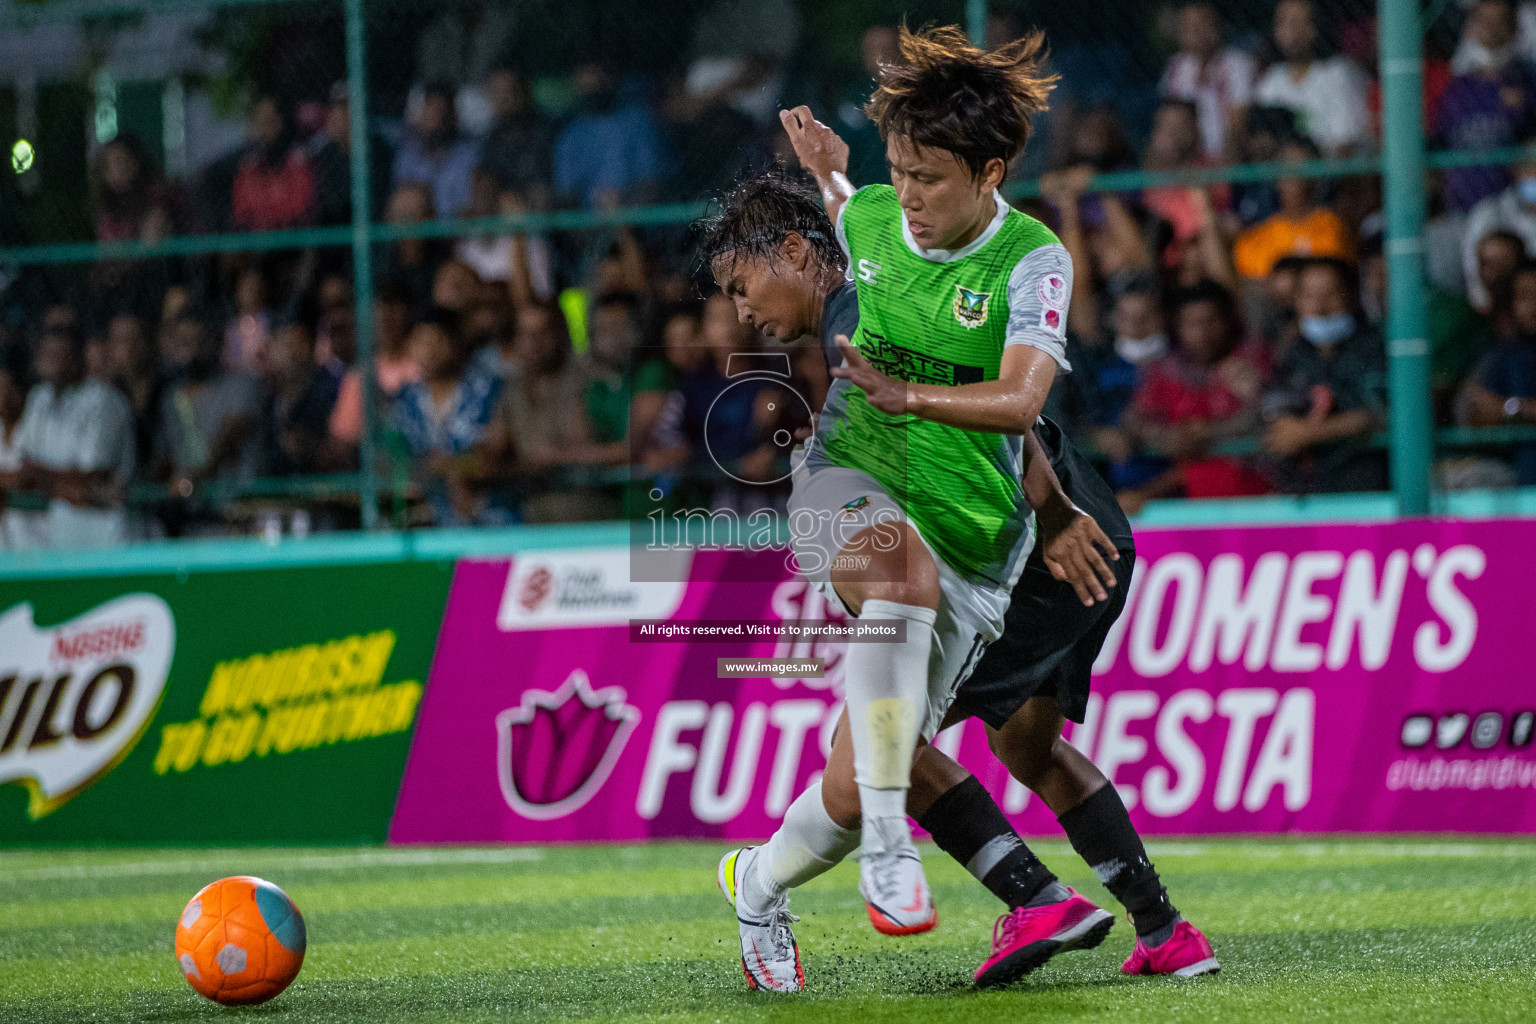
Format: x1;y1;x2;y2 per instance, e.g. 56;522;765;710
953;286;990;329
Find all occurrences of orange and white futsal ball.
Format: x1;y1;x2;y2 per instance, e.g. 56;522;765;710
174;876;306;1005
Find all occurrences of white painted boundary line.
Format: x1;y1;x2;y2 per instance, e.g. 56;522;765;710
0;847;545;883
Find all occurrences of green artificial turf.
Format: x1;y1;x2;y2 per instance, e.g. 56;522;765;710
1;838;1533;1023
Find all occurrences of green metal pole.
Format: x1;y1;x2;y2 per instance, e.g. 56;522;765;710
345;0;380;530
1378;0;1433;517
967;0;987;47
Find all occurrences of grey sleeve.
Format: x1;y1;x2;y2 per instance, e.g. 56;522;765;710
1004;242;1073;372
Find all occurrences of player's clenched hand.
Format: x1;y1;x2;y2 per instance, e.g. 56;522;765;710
779;106;850;184
1037;499;1120;606
831;336;907;414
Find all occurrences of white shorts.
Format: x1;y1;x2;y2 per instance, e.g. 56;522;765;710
787;462;1027;740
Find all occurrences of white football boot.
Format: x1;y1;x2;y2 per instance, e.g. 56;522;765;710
717;847;804;992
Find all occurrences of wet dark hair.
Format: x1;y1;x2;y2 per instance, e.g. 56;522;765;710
697;172;846;277
865;23;1057;178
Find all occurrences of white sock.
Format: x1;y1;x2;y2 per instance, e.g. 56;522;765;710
843;598;936;839
748;782;861;907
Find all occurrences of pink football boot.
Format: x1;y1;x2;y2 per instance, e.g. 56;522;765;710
1121;920;1220;978
973;888;1115;988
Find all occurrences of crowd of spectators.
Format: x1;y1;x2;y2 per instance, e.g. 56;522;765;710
5;0;1536;549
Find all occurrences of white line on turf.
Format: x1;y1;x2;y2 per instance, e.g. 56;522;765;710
0;847;545;882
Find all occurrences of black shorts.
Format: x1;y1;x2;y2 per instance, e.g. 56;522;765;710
950;547;1136;729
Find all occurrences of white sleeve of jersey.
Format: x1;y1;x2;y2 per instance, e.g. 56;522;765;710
1004;242;1073;372
835;199;854;281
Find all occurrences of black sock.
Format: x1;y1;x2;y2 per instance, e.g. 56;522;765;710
1058;784;1178;938
917;776;1067;909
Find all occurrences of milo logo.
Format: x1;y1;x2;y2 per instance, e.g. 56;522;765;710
495;669;638;819
0;595;175;818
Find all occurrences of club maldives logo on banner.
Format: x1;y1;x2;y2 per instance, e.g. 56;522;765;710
0;595;175;819
389;521;1536;845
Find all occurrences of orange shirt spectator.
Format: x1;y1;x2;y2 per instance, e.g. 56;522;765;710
1232;141;1352;280
1233;208;1352;279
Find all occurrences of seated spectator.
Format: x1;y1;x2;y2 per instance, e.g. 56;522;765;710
392;81;479;221
310;82;394;226
223;266;272;376
93;133;189;244
479;68;554;211
104;311;162;474
1359;227;1497;421
455;180;559;306
1436;0;1536;213
481;302;614;522
580;293;673;467
263;314;339;476
837;26;903;184
415;0;514;93
1261;258;1388;493
329;280;421;451
381;184;450;313
0;347;46;550
90;132;189;315
1229;105;1299;229
156;314;265;499
1119;281;1271;513
9;322;134;549
1466;258;1536;484
1160;1;1257;161
393;308;501;525
554;64;663;209
1062;277;1173;494
1254;0;1371;154
231;95;316;231
1233;140;1353;281
1463;158;1536;310
313;272;357;379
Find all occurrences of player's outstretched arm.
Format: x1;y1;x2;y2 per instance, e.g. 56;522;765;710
779;106;856;224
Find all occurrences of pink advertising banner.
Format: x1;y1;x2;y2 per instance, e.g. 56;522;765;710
388;519;1536;844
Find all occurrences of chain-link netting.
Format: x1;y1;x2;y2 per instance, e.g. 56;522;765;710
0;0;1532;547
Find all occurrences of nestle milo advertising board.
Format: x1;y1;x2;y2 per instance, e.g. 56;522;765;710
0;561;453;844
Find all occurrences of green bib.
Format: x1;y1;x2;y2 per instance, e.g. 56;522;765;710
815;185;1060;586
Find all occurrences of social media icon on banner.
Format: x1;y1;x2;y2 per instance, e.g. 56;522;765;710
1434;713;1470;750
1400;715;1433;748
1470;713;1503;750
1510;711;1535;749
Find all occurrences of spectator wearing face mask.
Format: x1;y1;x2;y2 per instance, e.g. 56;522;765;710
1261;258;1387;493
1062;277;1173;495
1436;0;1536;213
1463;158;1536;310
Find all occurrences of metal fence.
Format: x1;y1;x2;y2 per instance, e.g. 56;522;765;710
0;0;1527;538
